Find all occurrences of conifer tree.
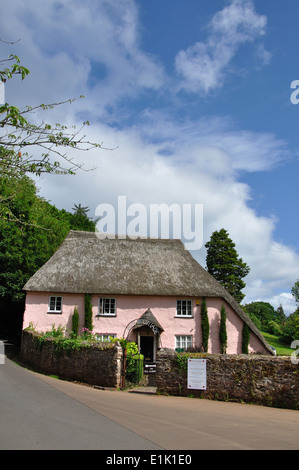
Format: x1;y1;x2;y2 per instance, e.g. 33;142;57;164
205;229;250;303
84;294;93;332
242;323;250;354
201;298;209;352
219;304;227;354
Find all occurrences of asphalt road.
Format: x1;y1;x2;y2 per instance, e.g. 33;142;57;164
0;343;298;451
0;354;161;450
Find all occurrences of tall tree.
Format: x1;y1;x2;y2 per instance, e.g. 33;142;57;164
276;305;286;326
0;175;96;339
205;228;250;303
72;203;90;217
244;301;277;330
291;280;299;305
71;203;97;231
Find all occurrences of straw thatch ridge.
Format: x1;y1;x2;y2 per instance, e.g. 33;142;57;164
23;230;273;354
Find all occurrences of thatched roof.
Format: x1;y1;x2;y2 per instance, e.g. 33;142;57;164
23;230;273;354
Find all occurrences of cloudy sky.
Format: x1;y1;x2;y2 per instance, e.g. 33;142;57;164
1;0;298;314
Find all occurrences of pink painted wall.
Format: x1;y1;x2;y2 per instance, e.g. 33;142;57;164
23;293;85;334
23;293;269;355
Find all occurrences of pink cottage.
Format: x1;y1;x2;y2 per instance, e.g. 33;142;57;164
22;231;273;359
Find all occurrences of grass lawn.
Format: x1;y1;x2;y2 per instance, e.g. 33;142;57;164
262;331;294;356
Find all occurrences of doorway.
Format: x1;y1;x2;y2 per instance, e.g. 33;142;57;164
140;336;154;362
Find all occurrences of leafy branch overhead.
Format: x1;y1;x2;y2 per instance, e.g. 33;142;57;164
0;52;108;179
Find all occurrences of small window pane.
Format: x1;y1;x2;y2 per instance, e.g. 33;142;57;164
176;300;192;316
49;296;62;312
56;297;62;311
96;334;116;342
175;335;192;350
98;298;116;315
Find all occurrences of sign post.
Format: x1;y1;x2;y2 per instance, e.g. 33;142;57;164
187;358;206;390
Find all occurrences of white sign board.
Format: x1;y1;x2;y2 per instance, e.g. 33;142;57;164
0;81;5;104
187;358;206;390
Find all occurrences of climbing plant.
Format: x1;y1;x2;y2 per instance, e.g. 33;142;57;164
219;304;227;354
242;323;250;354
72;307;79;338
84;294;93;332
201;298;209;352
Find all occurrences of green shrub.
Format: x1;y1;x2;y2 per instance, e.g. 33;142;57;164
201;298;209;352
242;323;250;354
72;307;79;337
219;304;227;354
267;320;282;336
43;324;65;338
112;338;140;381
129;354;144;383
84;294;93;331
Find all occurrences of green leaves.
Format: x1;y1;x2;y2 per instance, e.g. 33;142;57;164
0;53;103;179
201;298;209;352
219;304;227;354
0;54;30;82
0;175;97;306
205;228;250;303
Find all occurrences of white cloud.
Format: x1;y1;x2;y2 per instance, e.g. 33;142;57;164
267;293;297;316
132;111;289;172
36;117;299;313
1;0;298;312
1;0;165;114
175;0;269;94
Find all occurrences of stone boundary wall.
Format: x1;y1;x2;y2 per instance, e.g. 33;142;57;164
20;333;299;409
20;330;123;388
156;348;299;410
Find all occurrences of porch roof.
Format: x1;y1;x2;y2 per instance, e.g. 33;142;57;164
133;308;164;333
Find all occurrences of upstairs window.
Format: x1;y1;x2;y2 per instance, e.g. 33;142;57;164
176;300;192;317
98;298;116;316
48;296;62;313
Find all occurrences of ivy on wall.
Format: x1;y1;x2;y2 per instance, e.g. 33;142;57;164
201;298;209;352
242;323;250;354
219;304;227;354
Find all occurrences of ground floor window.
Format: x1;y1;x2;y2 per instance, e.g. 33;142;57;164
175;335;192;351
48;296;62;313
95;333;116;342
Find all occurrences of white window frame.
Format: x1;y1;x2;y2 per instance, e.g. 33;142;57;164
48;296;63;313
176;299;193;317
98;297;116;316
175;335;192;351
95;333;117;342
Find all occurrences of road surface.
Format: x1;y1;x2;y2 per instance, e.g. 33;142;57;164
0;353;161;450
0;344;298;450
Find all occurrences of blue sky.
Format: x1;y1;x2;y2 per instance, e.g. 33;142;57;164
1;0;298;314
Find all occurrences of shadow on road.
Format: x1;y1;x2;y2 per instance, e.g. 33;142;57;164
0;339;20;360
